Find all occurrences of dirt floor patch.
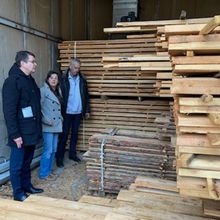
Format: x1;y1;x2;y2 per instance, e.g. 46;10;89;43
0;154;89;201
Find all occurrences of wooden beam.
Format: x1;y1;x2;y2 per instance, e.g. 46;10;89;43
207;178;219;199
179;168;220;179
165;23;220;35
203;199;220;217
200;16;220;35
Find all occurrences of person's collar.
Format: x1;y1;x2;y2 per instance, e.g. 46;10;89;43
68;70;79;79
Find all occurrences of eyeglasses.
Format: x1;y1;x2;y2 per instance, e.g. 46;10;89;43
27;60;37;64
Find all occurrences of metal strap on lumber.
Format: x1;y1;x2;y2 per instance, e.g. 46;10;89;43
74;41;77;58
100;127;119;194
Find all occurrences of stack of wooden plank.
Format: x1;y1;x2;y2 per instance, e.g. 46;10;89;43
102;54;172;97
58;39;163;97
58;39;173;98
104;18;211;34
102;18;211;98
85;124;176;193
77;98;175;151
165;15;220;200
0;176;215;220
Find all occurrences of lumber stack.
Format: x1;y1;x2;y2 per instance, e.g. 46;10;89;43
102;54;172;97
0;176;215;219
77;98;175;151
165;15;220;200
102;18;212;97
58;38;173;98
85;123;176;194
58;39;164;97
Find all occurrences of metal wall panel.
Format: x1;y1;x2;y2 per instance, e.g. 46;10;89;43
0;26;24;159
0;0;60;161
0;0;21;22
139;0;220;20
29;0;50;34
89;0;112;40
26;34;51;86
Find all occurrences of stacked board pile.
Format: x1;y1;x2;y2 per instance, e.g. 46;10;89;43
78;98;175;151
85;117;175;193
165;15;220;201
104;18;211;97
0;176;215;220
58;37;172;98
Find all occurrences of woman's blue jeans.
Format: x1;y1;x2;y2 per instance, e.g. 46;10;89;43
39;132;59;179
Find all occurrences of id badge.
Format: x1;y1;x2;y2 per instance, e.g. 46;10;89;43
22;106;33;118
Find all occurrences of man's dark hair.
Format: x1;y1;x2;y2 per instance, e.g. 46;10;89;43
15;50;35;67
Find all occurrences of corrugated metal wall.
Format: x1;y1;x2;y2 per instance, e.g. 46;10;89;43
0;0;60;159
60;0;112;40
139;0;220;20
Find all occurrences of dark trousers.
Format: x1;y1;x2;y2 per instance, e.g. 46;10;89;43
56;113;81;165
10;145;35;198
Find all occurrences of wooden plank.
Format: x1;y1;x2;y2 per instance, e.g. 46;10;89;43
175;64;220;73
102;56;170;62
79;195;118;207
165;23;220;35
200;15;220;35
207;178;219;199
177;115;220;127
177;176;220;193
104;213;137;220
133;176;177;192
0;210;54;220
187;155;220;171
179;168;220;179
169;41;220;54
207;133;220;145
104;27;157;34
179;146;220;155
171;78;220;95
116;17;211;27
127;34;156;39
172;56;220;64
169;34;220;44
177;154;194;167
25;195;112;215
203;199;220;217
0;198;105;220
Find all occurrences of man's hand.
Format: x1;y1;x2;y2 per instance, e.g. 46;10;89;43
13;137;23;148
85;113;90;119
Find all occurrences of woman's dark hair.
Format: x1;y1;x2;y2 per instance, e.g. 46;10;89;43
45;70;60;86
45;70;63;103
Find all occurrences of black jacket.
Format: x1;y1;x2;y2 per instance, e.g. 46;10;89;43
60;69;90;117
2;63;42;147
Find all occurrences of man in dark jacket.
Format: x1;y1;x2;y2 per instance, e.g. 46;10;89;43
56;58;90;167
2;51;43;201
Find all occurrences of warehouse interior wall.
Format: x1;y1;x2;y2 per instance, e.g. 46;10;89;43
0;0;60;159
139;0;220;21
60;0;113;40
60;0;220;41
